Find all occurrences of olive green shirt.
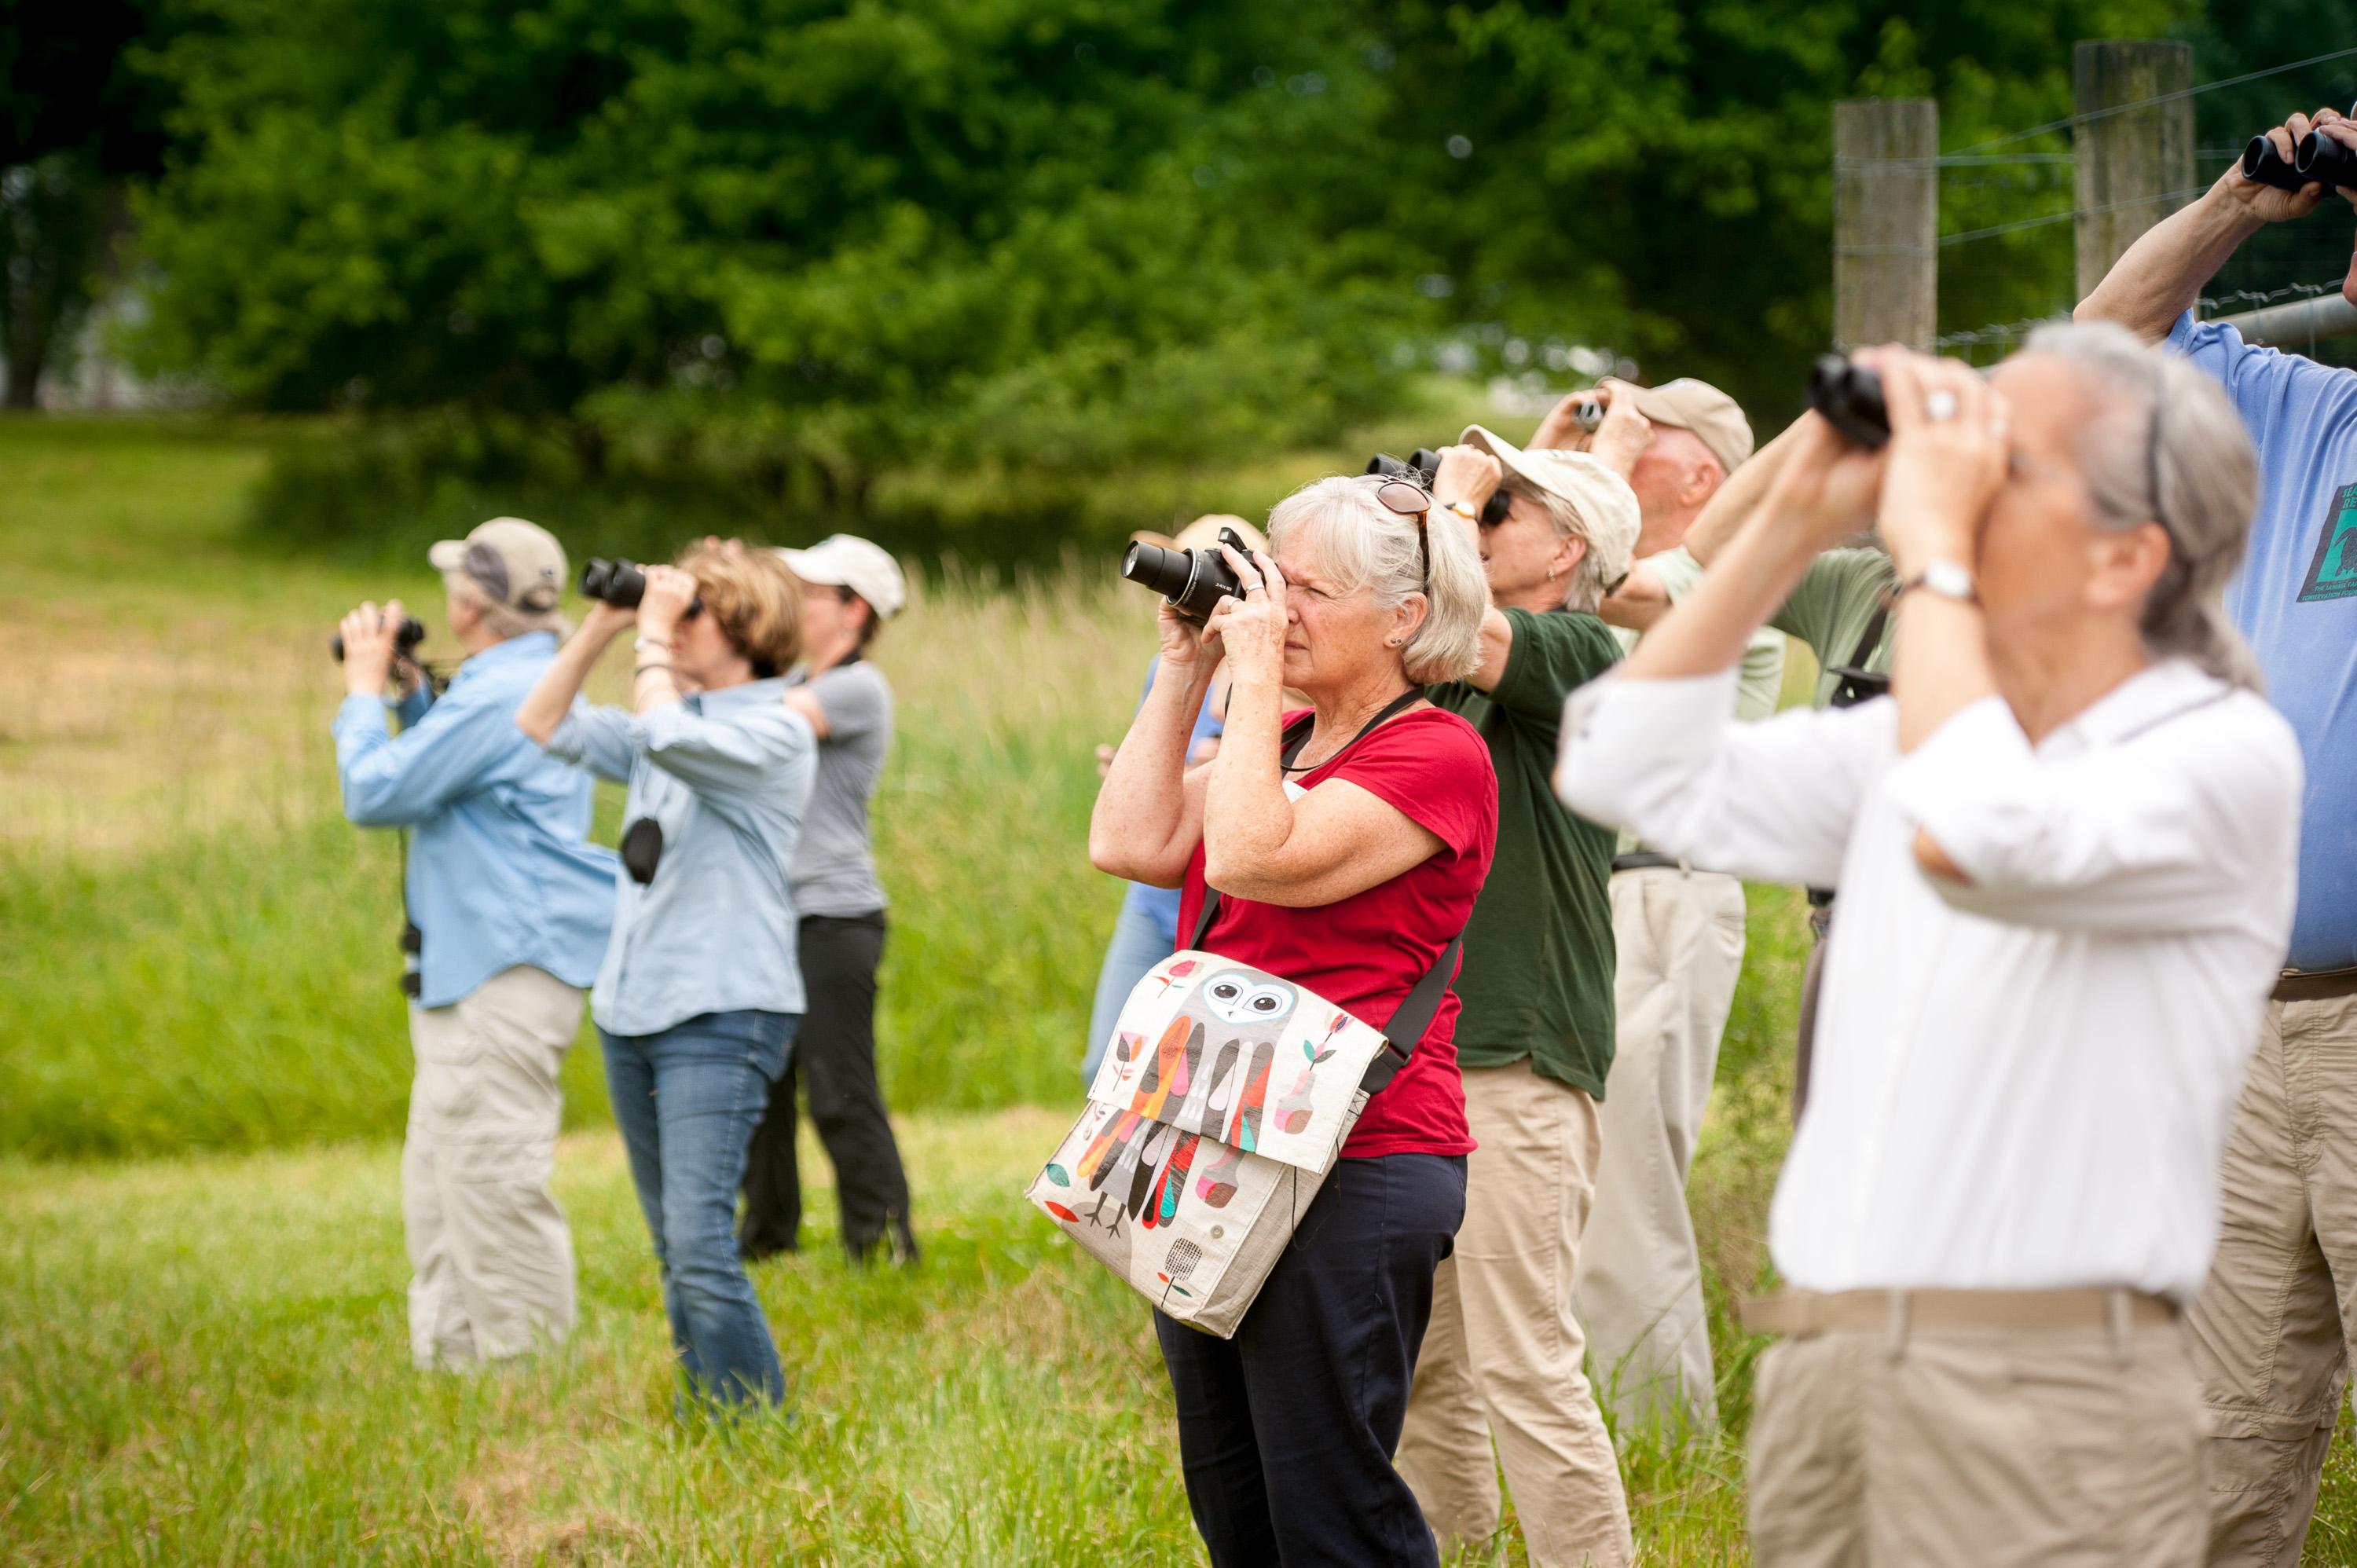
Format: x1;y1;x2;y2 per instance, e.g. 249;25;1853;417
1428;607;1622;1100
1774;546;1897;708
1613;547;1787;720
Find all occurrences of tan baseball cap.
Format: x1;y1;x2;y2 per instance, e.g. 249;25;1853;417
1460;426;1644;588
1131;514;1269;556
427;517;566;612
778;533;908;621
1615;378;1754;474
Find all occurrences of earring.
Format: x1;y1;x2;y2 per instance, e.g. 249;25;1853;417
1387;637;1403;647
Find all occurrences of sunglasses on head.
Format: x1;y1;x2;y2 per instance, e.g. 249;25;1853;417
1372;478;1434;588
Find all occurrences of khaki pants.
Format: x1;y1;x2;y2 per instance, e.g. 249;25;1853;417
1396;1059;1634;1568
403;964;581;1369
1574;866;1747;1433
1749;1319;2206;1566
2187;990;2357;1566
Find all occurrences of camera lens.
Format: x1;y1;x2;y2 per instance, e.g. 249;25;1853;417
1122;543;1196;601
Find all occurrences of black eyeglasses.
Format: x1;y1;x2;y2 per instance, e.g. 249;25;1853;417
1373;478;1433;587
680;599;705;621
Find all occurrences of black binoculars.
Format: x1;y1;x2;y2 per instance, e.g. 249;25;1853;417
2241;107;2355;193
1808;355;1891;449
578;557;704;617
330;615;426;662
1364;451;1512;526
1122;526;1255;624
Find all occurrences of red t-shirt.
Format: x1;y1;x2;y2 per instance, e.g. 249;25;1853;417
1176;707;1497;1160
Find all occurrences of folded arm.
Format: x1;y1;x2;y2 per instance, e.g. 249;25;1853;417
334;690;503;827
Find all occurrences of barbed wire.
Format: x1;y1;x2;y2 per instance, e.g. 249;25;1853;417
1939;185;2209;246
1945;44;2357;157
1930;282;2341;355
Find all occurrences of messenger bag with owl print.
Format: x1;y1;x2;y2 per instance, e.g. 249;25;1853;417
1028;700;1464;1338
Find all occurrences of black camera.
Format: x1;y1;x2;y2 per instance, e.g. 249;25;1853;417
1364;450;1512;526
1122;526;1255;624
1808;355;1890;449
330;615;425;662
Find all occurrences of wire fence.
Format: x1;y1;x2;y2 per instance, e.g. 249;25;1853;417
1930;42;2357;367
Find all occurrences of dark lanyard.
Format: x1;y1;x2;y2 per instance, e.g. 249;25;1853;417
1279;687;1424;775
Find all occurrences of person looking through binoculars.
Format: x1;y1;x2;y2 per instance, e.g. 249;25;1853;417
329;515;618;1373
516;542;814;1412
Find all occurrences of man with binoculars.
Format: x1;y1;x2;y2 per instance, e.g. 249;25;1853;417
330;516;616;1372
2078;101;2357;1568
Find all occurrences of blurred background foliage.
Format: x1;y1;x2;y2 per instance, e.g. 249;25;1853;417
5;0;2354;562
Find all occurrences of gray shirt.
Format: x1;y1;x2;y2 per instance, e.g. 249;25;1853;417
787;658;893;918
547;680;816;1036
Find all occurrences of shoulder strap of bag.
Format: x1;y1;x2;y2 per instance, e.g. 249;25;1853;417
1186;691;1460;1099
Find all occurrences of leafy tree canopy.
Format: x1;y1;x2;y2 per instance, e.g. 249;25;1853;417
129;0;2184;503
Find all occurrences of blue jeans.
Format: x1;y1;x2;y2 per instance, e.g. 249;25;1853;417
600;1009;798;1408
1083;895;1177;1085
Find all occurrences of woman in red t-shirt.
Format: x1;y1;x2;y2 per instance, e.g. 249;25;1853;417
1092;473;1499;1567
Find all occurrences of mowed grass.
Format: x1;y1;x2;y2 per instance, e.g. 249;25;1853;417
11;417;2357;1563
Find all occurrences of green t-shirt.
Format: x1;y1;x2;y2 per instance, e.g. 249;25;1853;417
1428;607;1622;1100
1774;546;1897;708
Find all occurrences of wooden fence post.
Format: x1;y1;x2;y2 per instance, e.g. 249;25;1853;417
1833;99;1938;351
2074;39;2195;299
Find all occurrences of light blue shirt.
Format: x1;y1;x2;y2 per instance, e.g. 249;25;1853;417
331;632;617;1009
2171;311;2357;970
546;680;816;1036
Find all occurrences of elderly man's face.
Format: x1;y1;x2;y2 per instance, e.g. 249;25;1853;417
1975;355;2121;643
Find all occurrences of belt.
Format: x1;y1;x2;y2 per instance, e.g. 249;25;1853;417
1611;851;1684;874
2275;968;2357;1004
1742;1288;2177;1339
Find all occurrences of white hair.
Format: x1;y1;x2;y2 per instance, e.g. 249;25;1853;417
1265;474;1486;685
2022;320;2262;689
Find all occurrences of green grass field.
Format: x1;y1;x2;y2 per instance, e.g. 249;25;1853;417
5;417;2354;1564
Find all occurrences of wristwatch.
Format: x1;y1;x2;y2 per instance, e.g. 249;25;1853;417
1440;499;1481;524
1896;559;1978;606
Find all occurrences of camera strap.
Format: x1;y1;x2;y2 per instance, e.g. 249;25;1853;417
1186;687;1462;1095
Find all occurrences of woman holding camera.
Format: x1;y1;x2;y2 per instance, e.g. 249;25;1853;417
516;543;813;1411
1091;474;1497;1566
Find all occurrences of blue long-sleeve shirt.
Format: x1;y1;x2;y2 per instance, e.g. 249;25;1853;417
331;631;618;1008
544;680;816;1037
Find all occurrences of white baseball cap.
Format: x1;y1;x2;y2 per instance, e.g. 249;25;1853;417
776;534;907;621
1458;427;1644;588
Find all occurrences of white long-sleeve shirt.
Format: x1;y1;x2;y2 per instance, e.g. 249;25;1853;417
1556;660;2301;1301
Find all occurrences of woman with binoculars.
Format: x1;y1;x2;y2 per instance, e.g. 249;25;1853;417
516;541;814;1412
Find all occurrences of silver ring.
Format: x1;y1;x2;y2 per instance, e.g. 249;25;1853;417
1242;583;1263;594
1925;389;1959;422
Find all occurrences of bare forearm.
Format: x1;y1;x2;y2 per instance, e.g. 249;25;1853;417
516;627;614;743
1200;669;1294;881
1090;657;1215;876
1622;507;1816;680
1598;563;1668;631
1685;423;1799;566
1888;593;1995;753
2076;184;2261;342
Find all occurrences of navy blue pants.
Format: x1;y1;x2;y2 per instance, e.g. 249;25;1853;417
1155;1152;1468;1567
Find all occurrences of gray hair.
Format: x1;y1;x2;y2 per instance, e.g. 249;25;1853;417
1266;474;1486;685
1501;472;1611;613
442;570;570;642
2022;320;2261;689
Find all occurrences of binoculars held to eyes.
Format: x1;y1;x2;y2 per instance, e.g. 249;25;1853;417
1364;451;1512;526
1122;526;1255;624
1809;355;1892;449
2241;106;2355;193
580;558;706;617
330;615;426;662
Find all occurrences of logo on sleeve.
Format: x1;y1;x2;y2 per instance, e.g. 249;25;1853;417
2299;482;2357;603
